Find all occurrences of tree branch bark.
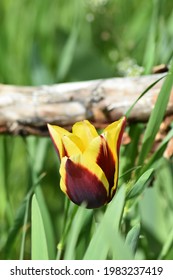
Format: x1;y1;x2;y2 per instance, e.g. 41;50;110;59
0;74;173;135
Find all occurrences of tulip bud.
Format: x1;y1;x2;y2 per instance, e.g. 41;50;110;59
48;117;126;208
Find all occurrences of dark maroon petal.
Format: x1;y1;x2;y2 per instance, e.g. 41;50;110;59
65;159;108;208
96;135;116;198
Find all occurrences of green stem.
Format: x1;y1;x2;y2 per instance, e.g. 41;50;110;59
19;195;30;260
56;202;78;260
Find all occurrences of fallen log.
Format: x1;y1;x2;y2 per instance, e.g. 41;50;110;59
0;74;173;135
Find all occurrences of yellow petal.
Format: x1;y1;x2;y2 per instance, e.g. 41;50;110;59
47;124;70;159
72;120;98;149
60;177;67;194
103;116;126;157
48;123;70;137
103;117;126;197
100;131;118;197
61;134;83;157
83;134;116;197
104;117;126;134
83;135;102;162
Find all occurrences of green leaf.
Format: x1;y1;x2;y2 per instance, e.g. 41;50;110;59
126;168;154;200
83;187;133;260
64;205;92;260
3;173;45;259
19;196;30;260
35;186;56;259
27;137;56;260
125;75;165;118
3;197;27;259
31;194;49;260
139;186;169;243
137;60;173;170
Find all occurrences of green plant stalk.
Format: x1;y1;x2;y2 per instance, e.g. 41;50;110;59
125;75;166;118
56;203;79;260
137;60;173;172
61;197;70;240
19;194;30;260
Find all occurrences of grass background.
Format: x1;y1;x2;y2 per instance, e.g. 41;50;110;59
0;0;173;260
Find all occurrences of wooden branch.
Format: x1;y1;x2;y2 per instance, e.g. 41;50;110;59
0;74;173;135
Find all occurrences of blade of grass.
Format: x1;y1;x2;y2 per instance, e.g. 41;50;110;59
126;168;154;200
64;205;92;260
27;137;56;259
31;194;49;260
35;186;55;259
137;60;173;171
139;185;169;243
3;173;45;259
125;75;165;118
19;194;30;260
56;203;79;260
3;199;27;259
154;158;173;230
119;166;142;180
158;158;173;207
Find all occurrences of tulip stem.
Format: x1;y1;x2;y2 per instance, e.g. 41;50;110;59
57;197;70;259
56;200;78;259
62;197;70;235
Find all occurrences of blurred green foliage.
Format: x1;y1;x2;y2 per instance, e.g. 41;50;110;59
0;0;173;260
0;0;173;85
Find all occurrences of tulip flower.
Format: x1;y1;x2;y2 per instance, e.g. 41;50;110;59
48;117;126;208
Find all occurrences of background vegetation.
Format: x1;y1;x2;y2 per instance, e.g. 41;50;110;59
0;0;173;260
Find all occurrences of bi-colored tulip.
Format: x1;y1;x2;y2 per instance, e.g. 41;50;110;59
48;117;126;208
